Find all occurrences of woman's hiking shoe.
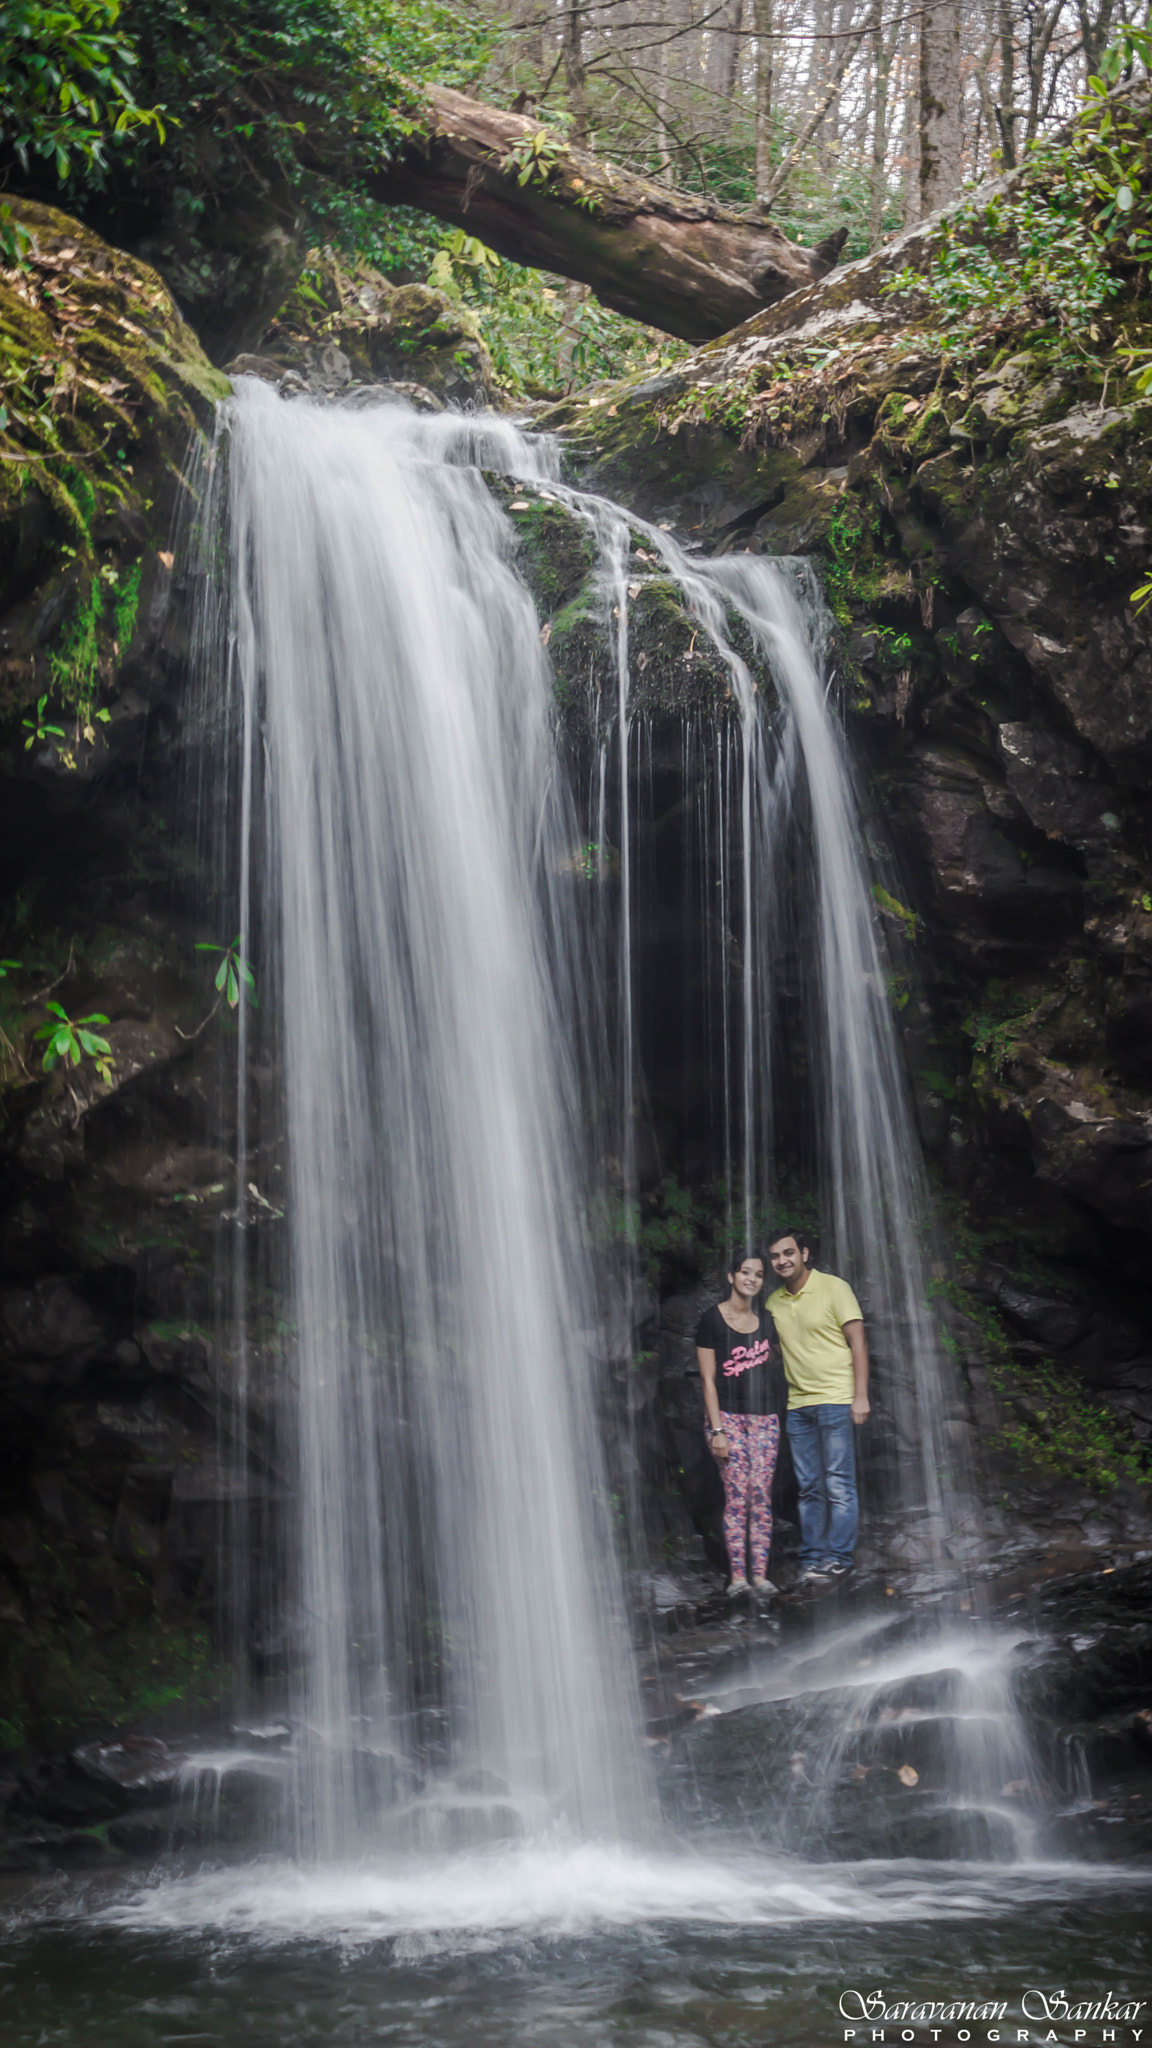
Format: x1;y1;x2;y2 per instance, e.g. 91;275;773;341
727;1576;751;1597
751;1577;776;1598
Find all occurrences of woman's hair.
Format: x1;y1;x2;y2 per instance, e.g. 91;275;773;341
726;1248;766;1285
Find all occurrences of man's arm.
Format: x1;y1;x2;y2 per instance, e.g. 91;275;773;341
843;1320;870;1425
696;1347;729;1461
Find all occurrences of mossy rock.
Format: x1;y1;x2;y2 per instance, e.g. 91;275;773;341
0;200;228;726
258;254;501;408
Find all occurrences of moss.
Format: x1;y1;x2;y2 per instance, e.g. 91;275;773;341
0;1615;227;1749
0;198;225;724
504;495;596;618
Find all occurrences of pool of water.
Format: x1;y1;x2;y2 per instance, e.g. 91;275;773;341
2;1843;1150;2047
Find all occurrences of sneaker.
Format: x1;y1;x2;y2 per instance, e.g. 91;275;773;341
751;1578;777;1598
824;1562;854;1579
727;1576;751;1597
797;1567;830;1587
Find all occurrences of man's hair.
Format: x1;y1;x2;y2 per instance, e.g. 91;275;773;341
766;1225;811;1255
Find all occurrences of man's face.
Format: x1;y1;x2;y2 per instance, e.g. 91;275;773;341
730;1259;765;1299
769;1236;807;1281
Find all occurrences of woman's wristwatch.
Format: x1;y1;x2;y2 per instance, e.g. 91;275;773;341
709;1425;727;1439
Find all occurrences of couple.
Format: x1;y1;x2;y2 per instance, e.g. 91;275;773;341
695;1227;870;1594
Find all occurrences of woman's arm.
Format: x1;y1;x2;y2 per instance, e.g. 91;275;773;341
696;1346;729;1462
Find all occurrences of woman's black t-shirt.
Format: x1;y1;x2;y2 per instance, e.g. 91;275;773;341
694;1304;786;1419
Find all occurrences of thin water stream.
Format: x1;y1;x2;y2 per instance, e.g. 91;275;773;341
3;386;1146;2044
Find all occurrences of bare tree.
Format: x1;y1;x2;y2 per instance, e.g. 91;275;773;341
754;0;776;195
919;0;963;211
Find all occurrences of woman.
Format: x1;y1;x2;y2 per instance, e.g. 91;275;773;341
696;1251;787;1597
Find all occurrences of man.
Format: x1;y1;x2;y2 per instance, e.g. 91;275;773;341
766;1226;870;1587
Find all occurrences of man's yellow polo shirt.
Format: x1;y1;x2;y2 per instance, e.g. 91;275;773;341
766;1268;863;1408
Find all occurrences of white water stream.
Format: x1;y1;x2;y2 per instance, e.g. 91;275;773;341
218;384;645;1857
197;380;1015;1886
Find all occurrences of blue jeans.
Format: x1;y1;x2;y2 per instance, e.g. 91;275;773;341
786;1404;858;1568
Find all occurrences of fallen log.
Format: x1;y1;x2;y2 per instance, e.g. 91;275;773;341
313;85;847;342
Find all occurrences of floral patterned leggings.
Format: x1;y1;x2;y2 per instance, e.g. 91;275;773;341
718;1413;781;1582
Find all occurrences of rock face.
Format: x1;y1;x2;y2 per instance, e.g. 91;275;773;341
227;254;502;410
533;162;1152;1524
1;171;1151;1775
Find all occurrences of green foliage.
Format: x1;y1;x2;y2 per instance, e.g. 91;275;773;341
425;230;682;394
195;933;255;1009
961;1006;1032;1074
0;0;163;187
928;1269;1149;1493
0;1614;225;1746
500;121;564;189
21;692;66;749
990;1352;1149;1492
60;0;492;245
885;58;1152;365
34;997;114;1082
820;494;884;624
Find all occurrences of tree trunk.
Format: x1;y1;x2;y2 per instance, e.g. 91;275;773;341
754;0;775;200
868;0;894;241
919;0;963;214
759;19;870;209
563;4;588;146
339;83;847;340
996;0;1018;167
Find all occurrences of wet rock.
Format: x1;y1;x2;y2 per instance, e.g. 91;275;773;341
71;1735;186;1803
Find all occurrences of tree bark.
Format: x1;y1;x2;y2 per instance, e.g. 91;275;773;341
754;0;775;200
996;0;1018;167
341;84;847;340
918;0;963;215
868;0;895;241
562;3;589;146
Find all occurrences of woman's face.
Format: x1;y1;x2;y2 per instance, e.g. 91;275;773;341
730;1259;765;1300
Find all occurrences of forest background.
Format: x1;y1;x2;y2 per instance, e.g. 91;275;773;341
1;0;1150;394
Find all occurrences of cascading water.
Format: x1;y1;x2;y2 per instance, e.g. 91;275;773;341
9;385;1152;2048
199;379;1007;1859
555;495;956;1547
213;381;647;1856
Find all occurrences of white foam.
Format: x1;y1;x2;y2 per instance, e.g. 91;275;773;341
83;1842;1150;1955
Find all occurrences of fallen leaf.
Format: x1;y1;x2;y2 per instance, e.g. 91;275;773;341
157;550;174;570
896;1764;919;1786
627;582;641;599
606;404;617;417
636;651;648;671
540;621;552;645
850;1764;872;1781
508;500;530;511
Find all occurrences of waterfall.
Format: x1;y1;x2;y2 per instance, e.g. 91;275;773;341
214;381;646;1857
203;379;1001;1872
554;498;957;1546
